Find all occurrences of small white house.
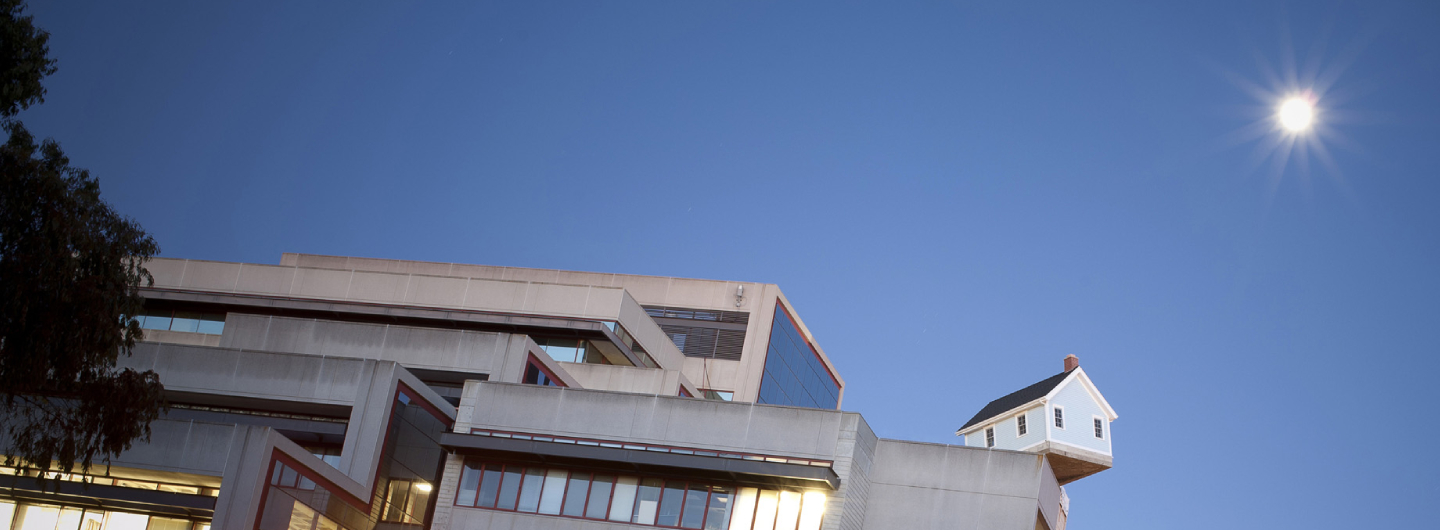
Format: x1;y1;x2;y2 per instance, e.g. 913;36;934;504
955;355;1118;484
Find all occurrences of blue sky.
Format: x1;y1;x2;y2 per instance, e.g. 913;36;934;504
20;1;1440;528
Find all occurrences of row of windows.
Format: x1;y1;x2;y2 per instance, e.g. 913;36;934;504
133;310;225;335
981;408;1105;448
0;500;208;530
455;460;826;530
0;467;217;497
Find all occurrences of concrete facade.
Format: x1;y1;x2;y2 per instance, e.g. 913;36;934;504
1;253;1098;530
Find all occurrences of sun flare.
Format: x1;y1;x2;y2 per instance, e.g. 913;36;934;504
1278;97;1315;132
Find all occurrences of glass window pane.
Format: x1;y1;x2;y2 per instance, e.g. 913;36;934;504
798;491;826;530
497;466;523;510
538;470;568;515
633;478;662;525
476;464;503;508
56;508;84;530
657;481;685;527
170;312;202;333
681;484;709;529
585;475;614;519
15;504;61;530
79;510;104;530
196;315;225;335
103;512;150;530
561;473;590;517
608;476;638;522
775;490;802;530
752;489;780;530
315;516;338;530
517;469;545;513
286;501;316;530
456;462;481;506
140;313;171;331
146;517;191;530
729;487;759;530
705;486;733;530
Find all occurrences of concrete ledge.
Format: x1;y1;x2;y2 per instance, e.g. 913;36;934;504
440;432;839;490
0;476;216;519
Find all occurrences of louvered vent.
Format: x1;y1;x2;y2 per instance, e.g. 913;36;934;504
645;306;749;361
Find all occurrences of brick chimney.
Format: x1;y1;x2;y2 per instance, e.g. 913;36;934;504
1064;354;1080;372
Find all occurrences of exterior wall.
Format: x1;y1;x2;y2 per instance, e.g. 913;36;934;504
963;406;1044;451
218;314;515;376
1048;381;1111;455
275;253;845;408
560;362;699;396
860;441;1056;530
142;258;688;370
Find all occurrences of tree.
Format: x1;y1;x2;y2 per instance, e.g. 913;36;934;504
0;0;165;481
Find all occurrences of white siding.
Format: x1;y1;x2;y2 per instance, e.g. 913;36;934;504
961;406;1044;450
1048;379;1111;455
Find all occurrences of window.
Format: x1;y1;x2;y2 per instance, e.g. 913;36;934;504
984;427;995;448
135;310;225;335
1053;406;1065;429
522;357;564;387
454;459;826;530
1093;418;1104;439
701;390;734;401
1016;414;1027;437
644;306;750;361
757;304;840;410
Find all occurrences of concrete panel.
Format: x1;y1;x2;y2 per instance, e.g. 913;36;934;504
380;325;463;367
555;270;616;287
462;278;527;312
501;267;561;283
290;268;353;299
216;313;271;350
447;263;506;280
145;258;189;288
346;271;409;303
288;254;349;270
141;329;221;347
524;283;593;317
582;287;624;319
611;275;671;305
180;260;240;292
178;421;240;473
402;274;468;307
234;264;296;295
313;320;388;359
662;280;729;310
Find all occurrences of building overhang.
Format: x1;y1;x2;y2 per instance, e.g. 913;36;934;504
0;475;216;519
140;287;655;368
439;432;840;491
1033;441;1113;485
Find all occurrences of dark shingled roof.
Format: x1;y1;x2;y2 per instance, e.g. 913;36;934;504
958;369;1075;431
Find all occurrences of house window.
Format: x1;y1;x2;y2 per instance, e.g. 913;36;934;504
1053;406;1064;429
1093;418;1104;439
984;427;995;448
1016;414;1027;437
701;390;734;401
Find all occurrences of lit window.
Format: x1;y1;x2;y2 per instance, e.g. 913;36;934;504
984;427;995;448
1016;414;1027;437
1053;406;1064;429
453;459;826;530
1093;418;1104;439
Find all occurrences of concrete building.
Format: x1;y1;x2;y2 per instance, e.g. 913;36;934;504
1;253;1112;530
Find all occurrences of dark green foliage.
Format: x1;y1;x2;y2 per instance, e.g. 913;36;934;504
0;0;55;118
0;0;165;481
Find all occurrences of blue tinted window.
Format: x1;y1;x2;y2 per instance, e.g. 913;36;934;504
757;305;839;409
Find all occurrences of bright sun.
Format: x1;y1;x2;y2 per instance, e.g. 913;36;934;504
1278;97;1315;132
